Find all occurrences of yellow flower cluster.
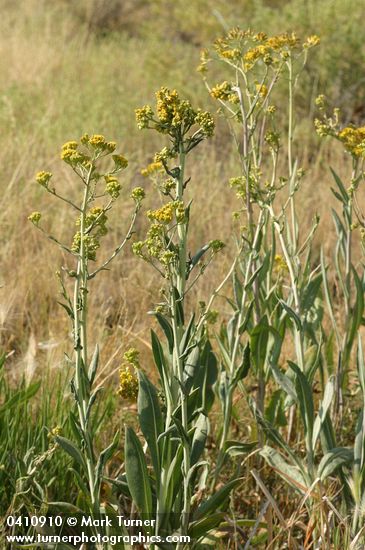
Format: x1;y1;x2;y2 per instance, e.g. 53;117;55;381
202;28;320;73
60;135;122;167
135;105;154;130
209;240;225;253
47;426;62;440
84;207;108;234
148;203;174;224
72;207;108;260
28;211;42;225
304;35;321;48
229;168;262;202
112;154;128;170
130;186;145;203
133;222;178;268
135;87;215;142
71;232;100;261
273;254;289;275
315;100;365;158
338;126;365;157
256;83;268;98
265;130;280;150
36;171;52;188
118;367;139;400
118;348;140;400
141;161;163;177
104;175;121;199
61;141;88;165
147;201;185;224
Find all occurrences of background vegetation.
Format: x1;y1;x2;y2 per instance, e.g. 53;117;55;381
1;0;365;547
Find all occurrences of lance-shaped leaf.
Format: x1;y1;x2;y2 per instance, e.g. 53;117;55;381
155;313;174;354
312;376;335;449
138;371;163;478
190;413;209;465
317;447;353;481
288;361;314;442
88;344;99;386
223;440;257;457
55;436;87;471
194;478;242;520
260;445;308;494
124;426;152;516
151;329;170;381
231;342;250;388
95;430;120;487
346;268;364;354
279;300;302;331
250;316;270;371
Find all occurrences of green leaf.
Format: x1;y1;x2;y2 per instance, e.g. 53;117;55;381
223;440;257;457
124;426;152;516
318;447;353;481
265;390;287;427
172;286;184;326
189;513;226;539
302;274;322;314
54;436;86;471
312;376;335;449
252;401;303;469
354;408;364;475
183;346;200;383
279;300;302;331
95;430;120;487
346;268;364;353
194;478;242;520
288;361;314;441
231;342;250;388
88;344;99;385
138;371;163;478
190;413;209;465
330;168;349;203
238;300;254;335
269;362;297;401
250;316;270;370
260;445;307;494
179;314;195;357
155;313;174;353
151;329;169;381
188;244;210;276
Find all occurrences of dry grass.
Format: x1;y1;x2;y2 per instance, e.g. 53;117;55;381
0;0;362;386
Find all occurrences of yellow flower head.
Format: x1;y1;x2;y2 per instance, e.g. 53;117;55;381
89;134;106;147
28;211;42;224
338;126;365;157
62;141;78;151
112;154;128;170
36;171;52;187
141;161;163;177
118;366;138;401
274;254;288;274
148;203;175;224
256;83;268;98
131;187;145;203
304;35;320;48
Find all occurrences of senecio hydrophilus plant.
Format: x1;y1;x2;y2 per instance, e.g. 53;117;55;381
198;28;321;482
29;133;144;544
121;86;235;548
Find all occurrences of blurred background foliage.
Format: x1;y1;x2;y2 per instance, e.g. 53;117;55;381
0;0;363;380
